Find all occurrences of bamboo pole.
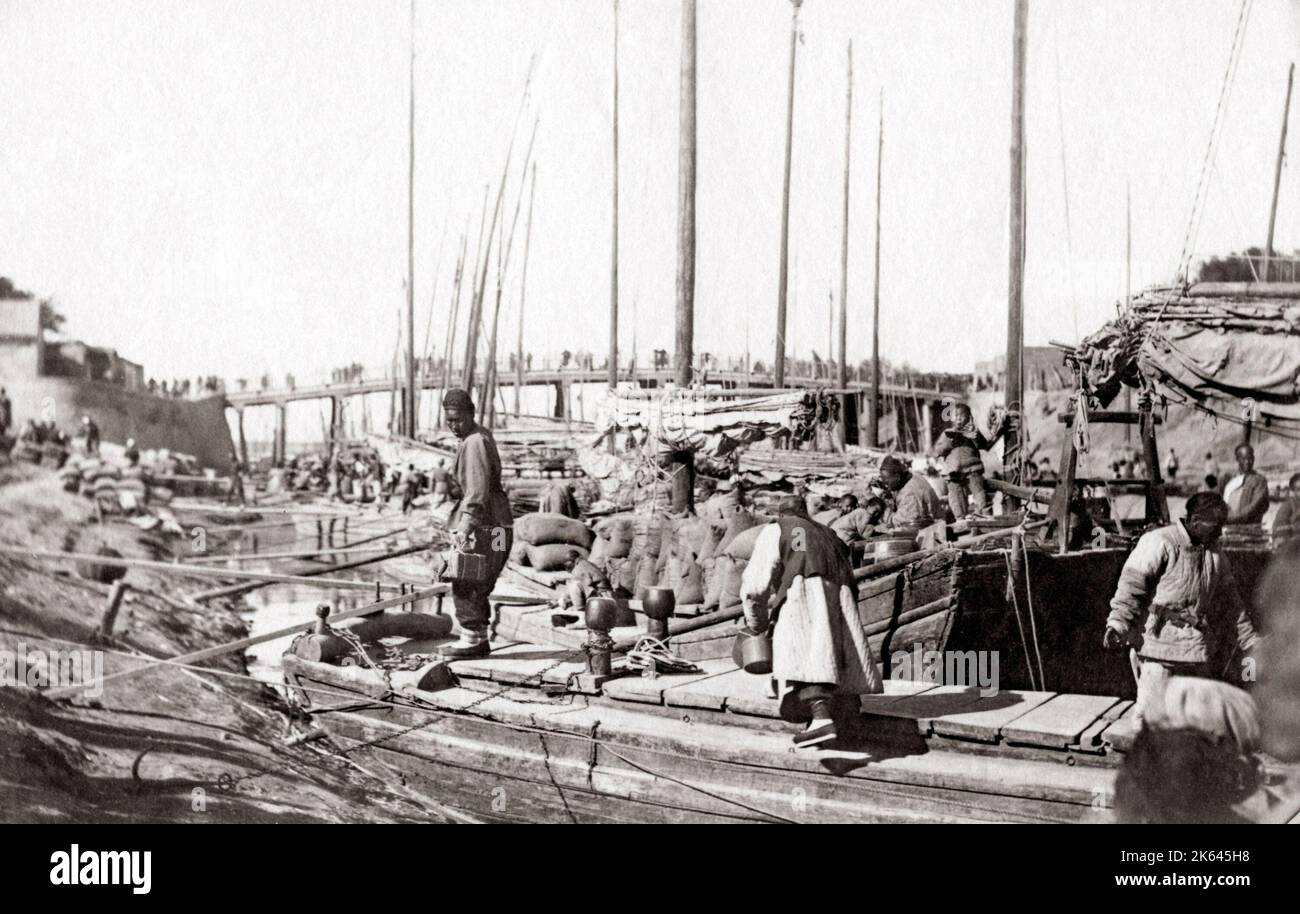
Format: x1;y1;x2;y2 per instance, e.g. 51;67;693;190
515;163;536;418
403;0;418;438
0;546;406;592
774;0;802;389
435;232;469;428
483;117;540;427
464;56;536;396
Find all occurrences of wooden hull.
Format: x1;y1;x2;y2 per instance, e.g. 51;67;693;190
283;655;1114;824
856;544;1272;698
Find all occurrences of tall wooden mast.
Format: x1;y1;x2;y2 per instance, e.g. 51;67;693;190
1264;62;1294;281
609;0;621;391
1003;0;1028;486
672;0;697;512
837;40;852;448
868;91;882;448
403;0;417;437
774;0;802;389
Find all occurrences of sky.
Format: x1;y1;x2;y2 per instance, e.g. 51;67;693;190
3;0;1300;387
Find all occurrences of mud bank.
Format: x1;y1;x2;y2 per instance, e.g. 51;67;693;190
0;462;443;823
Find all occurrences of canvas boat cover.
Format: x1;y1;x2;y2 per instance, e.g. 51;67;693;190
594;387;840;460
1074;283;1300;433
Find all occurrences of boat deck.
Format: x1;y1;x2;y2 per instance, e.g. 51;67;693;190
437;638;1141;762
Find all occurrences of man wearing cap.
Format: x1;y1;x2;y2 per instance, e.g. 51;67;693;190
439;388;513;659
1103;492;1260;726
738;496;882;748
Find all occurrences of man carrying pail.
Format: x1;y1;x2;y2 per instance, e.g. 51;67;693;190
738;496;883;748
438;388;514;659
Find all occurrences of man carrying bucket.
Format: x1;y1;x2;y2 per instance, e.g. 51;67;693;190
438;388;514;659
738;496;882;748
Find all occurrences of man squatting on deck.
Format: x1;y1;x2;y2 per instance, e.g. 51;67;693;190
1103;492;1260;726
439;388;514;660
739;496;883;748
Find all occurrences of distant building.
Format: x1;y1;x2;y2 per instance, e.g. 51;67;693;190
1;300;145;392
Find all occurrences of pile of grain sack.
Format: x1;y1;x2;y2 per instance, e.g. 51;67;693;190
508;492;773;611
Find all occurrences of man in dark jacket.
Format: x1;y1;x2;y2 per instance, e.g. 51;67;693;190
439;389;514;659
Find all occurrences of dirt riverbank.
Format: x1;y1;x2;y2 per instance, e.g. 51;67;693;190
0;461;442;823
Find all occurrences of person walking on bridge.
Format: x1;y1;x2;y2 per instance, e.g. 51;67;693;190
439;388;513;659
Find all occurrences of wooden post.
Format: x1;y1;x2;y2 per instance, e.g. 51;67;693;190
274;401;287;465
673;0;698;513
774;0;802;389
404;0;417;438
516;164;536;418
97;581;129;641
1003;0;1028;489
837;40;852;448
609;0;621;394
1264;62;1294;282
868;91;883;447
236;406;249;467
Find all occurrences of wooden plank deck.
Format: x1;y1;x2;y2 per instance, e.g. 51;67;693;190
1002;694;1124;749
601;659;734;705
929;691;1059;742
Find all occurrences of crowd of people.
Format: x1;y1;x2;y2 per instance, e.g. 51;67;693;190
145;375;225;399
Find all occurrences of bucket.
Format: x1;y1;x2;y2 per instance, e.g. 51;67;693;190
872;535;918;561
733;629;773;675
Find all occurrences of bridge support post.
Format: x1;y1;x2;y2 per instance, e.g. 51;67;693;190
273;401;287;466
921;398;935;452
235;407;249;468
328;395;342;459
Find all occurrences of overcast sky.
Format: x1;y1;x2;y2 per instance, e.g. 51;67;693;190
3;0;1299;384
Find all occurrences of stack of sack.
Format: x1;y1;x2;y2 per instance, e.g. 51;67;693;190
590;515;637;594
511;511;595;571
702;506;771;611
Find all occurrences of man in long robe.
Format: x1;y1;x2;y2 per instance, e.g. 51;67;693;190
739;496;883;748
1223;443;1269;525
439;388;514;659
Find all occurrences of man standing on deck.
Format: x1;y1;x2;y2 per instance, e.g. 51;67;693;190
439;388;513;659
739;496;883;748
1223;443;1269;525
1103;492;1260;726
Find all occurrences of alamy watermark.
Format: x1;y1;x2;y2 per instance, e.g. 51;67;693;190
890;646;1000;697
0;643;104;698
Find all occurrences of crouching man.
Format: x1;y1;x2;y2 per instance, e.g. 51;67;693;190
739;496;883;748
1103;492;1260;726
439;388;514;659
558;549;613;612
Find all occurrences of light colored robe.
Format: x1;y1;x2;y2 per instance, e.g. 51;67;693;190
739;523;882;696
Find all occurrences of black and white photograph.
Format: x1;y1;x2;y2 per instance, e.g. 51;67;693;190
1;0;1299;859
